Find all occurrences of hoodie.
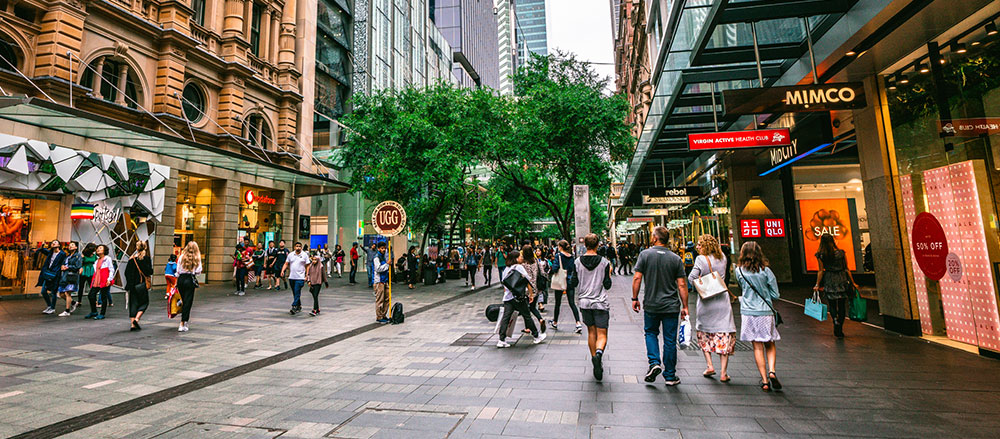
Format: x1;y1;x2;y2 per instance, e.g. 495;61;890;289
574;255;612;310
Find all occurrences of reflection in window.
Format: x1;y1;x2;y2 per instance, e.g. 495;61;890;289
182;82;206;123
317;33;350;82
318;0;350;47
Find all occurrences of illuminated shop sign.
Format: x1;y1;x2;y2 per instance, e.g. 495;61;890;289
688;129;791;151
244;190;276;205
722;82;867;115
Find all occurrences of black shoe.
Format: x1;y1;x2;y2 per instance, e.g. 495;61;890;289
664;376;681;386
290;308;298;315
768;372;782;391
644;364;662;383
592;353;604;381
834;325;845;338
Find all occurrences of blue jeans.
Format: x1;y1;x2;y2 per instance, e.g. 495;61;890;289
41;278;59;308
644;311;680;379
367;264;374;287
289;279;305;307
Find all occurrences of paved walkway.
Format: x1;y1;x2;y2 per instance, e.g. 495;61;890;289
2;268;999;438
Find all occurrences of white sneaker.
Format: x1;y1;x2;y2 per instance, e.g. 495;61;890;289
533;332;547;344
58;311;71;317
43;308;55;314
70;302;79;313
496;340;510;348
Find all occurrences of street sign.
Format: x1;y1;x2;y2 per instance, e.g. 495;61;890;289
688;129;791;151
722;82;867;115
371;201;407;236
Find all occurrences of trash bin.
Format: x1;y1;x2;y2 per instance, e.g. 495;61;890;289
423;269;437;285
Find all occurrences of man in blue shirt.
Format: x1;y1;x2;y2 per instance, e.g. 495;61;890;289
372;242;391;323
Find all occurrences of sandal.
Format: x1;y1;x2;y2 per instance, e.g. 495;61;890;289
702;369;716;377
768;372;782;391
719;375;731;383
760;380;771;392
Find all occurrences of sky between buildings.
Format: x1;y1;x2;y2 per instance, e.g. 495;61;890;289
546;0;617;94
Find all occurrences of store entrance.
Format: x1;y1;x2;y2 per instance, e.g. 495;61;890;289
174;174;212;256
0;191;65;296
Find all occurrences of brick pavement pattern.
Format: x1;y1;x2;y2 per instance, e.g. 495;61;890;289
2;268;1000;438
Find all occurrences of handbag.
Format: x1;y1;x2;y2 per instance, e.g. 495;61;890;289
132;257;151;297
693;257;728;299
738;268;783;326
849;289;867;322
501;269;529;301
804;291;828;321
551;255;568;291
677;315;693;348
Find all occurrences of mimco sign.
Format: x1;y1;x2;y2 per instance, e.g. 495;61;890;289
722;82;866;114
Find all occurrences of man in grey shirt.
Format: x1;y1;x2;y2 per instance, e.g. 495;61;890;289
632;226;689;386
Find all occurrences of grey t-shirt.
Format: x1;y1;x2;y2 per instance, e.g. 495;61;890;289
634;245;686;314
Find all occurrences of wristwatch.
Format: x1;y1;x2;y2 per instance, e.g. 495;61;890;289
631;297;639;301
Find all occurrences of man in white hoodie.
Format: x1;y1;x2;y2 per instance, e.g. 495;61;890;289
575;233;613;380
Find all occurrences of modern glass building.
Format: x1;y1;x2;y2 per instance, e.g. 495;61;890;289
497;0;517;94
515;0;547;66
432;0;501;89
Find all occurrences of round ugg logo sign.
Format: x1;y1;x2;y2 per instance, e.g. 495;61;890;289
372;201;406;236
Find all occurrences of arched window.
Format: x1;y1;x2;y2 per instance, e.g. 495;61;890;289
182;82;206;123
0;38;21;73
79;56;142;109
243;113;273;150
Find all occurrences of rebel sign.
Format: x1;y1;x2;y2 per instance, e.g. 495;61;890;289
372;201;407;236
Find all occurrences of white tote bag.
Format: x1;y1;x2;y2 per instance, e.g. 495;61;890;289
693;257;728;299
550;255;568;290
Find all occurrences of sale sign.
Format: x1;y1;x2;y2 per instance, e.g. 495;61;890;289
798;199;857;271
740;219;760;238
910;213;949;280
688;129;791;151
763;219;785;237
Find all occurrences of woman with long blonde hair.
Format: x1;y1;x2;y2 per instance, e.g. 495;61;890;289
176;241;203;332
688;234;736;382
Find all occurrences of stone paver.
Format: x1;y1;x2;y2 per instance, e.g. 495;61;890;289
3;268;1000;438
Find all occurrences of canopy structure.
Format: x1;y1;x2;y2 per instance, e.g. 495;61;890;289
0;97;349;197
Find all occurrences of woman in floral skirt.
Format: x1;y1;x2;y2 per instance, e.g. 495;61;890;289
688;234;736;382
735;241;782;392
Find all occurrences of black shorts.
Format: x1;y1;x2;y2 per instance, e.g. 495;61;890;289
580;309;609;329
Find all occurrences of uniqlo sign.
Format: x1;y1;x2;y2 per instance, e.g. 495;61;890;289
740;219;761;238
688;129;791;151
764;219;785;237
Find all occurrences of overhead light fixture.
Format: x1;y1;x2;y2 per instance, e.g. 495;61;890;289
952;42;968;53
987;21;998;36
885;76;897;90
846;50;857;56
917;62;930;73
939;58;946;65
972;40;982;46
897;73;910;84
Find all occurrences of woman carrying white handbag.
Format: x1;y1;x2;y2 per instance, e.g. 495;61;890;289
688;234;737;382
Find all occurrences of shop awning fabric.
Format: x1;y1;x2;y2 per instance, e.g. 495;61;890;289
0;97;349;197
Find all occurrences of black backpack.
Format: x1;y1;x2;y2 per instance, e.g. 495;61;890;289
390;302;404;324
485;303;502;322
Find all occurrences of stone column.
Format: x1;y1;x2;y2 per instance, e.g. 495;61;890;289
243;0;254;39
207;178;240;283
222;0;246;39
854;76;921;335
270;12;281;63
278;0;297;69
114;63;129;106
260;8;272;59
91;57;106;99
254;115;264;148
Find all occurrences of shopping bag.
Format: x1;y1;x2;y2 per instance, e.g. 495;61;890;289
849;289;867;322
677;316;693;348
167;288;182;319
693;258;728;299
804;292;828;321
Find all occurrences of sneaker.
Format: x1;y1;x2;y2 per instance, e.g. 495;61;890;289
496;340;510;348
84;312;97;319
178;324;186;332
377;318;390;324
58;311;71;317
70;301;79;313
290;308;298;315
532;332;547;344
43;307;54;314
237;291;245;296
645;364;663;383
575;323;583;334
664;377;681;386
551;322;558;330
592;353;604;381
309;310;319;317
94;314;106;320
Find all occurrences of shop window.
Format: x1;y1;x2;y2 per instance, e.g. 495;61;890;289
174;174;212;258
243;113;273;150
240;185;282;248
191;0;206;26
182;82;206;123
316;33;350;83
0;38;19;73
250;2;263;56
79;56;142;109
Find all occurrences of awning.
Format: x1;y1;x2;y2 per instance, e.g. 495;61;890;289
0;97;350;197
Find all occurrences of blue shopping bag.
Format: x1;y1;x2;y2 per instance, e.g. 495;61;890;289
805;292;827;321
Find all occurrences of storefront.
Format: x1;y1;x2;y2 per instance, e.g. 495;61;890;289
0;134;168;296
239;184;284;248
877;10;1000;354
174;174;212;255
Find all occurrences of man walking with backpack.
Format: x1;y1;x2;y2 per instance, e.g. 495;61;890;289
372;241;391;323
632;226;689;386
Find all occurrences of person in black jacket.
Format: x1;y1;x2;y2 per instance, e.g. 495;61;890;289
125;241;154;331
407;246;419;289
57;242;82;316
37;240;67;315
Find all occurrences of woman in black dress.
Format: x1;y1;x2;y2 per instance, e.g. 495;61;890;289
814;234;857;338
126;241;154;331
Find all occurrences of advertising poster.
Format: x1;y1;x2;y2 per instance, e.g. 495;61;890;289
798;199;857;271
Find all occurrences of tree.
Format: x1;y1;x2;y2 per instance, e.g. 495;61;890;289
337;83;495;251
486;52;634;240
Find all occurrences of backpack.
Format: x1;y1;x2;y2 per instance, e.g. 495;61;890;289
485;303;502;322
390;302;404;324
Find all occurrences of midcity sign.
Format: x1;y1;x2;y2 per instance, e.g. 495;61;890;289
722;82;866;115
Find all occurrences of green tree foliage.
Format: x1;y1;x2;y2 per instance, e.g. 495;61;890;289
486;52;634;240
